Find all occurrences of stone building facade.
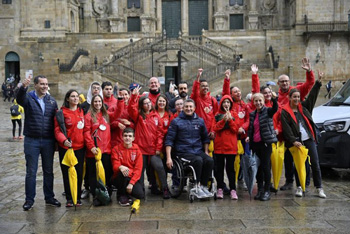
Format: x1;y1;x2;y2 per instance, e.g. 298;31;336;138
0;0;349;96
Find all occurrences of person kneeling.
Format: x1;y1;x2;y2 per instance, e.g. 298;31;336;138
111;128;144;206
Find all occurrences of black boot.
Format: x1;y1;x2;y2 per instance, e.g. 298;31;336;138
254;190;263;200
260;191;271;201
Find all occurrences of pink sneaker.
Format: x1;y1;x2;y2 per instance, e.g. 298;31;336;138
217;188;224;199
230;190;238;200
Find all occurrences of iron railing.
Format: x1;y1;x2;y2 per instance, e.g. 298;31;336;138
59;49;89;72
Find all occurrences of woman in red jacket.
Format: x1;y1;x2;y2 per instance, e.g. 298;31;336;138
54;89;85;207
155;94;173;138
213;95;240;200
84;94;123;206
128;86;170;199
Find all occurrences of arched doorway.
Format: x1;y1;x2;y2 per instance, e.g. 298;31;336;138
5;52;20;83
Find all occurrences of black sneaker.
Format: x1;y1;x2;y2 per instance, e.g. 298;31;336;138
260;192;271;201
23;201;34;211
280;182;293;191
45;198;61;207
65;200;74;208
151;186;162;195
254;190;263;200
118;196;130;206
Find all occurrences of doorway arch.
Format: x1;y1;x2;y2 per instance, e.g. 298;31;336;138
5;51;20;83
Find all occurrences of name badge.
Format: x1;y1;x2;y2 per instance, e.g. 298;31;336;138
238;112;245;119
99;124;107;131
77;121;84;129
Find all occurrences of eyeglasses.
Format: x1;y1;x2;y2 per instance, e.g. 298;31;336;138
143;102;152;106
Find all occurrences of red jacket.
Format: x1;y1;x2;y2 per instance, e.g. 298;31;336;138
128;94;164;155
84;101;124;158
54;107;85;150
190;80;218;133
110;102;135;148
276;71;315;137
104;96;118;109
213;95;240;154
222;77;249;139
111;143;143;185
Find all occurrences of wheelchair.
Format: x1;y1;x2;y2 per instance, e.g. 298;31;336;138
166;155;217;202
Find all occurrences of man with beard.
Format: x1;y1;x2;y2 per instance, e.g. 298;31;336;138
169;81;189;113
190;69;218;138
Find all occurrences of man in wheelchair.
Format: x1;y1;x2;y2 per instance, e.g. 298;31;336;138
165;99;214;198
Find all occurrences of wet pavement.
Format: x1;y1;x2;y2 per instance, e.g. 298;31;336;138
1;100;350;233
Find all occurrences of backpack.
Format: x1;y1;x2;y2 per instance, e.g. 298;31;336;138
10;105;20;116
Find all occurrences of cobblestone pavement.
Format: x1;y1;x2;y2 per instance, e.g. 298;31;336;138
1;99;350;234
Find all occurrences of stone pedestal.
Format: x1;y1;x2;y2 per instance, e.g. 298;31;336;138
96;18;110;32
109;17;125;32
213;12;227;31
140;15;156;34
248;12;259;30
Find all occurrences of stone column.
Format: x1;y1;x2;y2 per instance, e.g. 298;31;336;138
109;0;125;32
182;0;189;35
214;0;227;30
248;0;258;29
156;0;162;33
141;0;155;34
208;0;213;30
110;0;119;16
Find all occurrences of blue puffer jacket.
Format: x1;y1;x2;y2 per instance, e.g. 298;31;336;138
165;111;210;155
16;86;57;138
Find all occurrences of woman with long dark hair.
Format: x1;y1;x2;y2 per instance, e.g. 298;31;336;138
54;89;85;207
128;87;170;199
84;94;124;206
281;71;326;198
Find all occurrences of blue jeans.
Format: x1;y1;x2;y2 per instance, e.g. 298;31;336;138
24;137;56;202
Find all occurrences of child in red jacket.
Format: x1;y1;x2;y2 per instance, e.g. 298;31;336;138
111;128;144;206
213;95;240;200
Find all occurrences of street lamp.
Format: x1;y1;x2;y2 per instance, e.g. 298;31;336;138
130;38;134;82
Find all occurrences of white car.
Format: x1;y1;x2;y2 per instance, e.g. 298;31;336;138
312;79;350;168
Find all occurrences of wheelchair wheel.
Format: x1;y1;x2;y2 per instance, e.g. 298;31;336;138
167;157;185;198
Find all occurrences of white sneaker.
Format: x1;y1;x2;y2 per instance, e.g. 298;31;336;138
316;188;327;198
191;187;206;198
238;180;248;191
295;186;303;197
201;186;213;197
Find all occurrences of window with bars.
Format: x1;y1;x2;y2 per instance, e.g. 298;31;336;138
229;0;243;6
2;0;12;4
230;14;244;30
127;17;141;32
127;0;141;8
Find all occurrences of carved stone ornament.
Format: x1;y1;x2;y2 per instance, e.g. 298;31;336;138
92;0;109;18
262;0;276;11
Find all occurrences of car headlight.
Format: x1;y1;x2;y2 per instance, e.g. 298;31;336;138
323;118;350;132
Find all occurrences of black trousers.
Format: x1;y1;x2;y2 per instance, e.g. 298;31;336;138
214;153;236;190
86;153;113;197
252;142;272;192
12;119;22;137
180;152;214;185
58;147;85;201
112;171;144;199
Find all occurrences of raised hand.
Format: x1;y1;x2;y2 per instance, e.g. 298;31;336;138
22;74;32;88
251;64;258;74
132;85;142;96
225;69;231;78
301;57;311;72
197;68;203;81
317;70;324;81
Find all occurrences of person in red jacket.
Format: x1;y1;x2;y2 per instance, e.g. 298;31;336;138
155;94;174;137
83;94;124;206
128;86;170;199
190;68;218;138
111;128;144;206
213;95;240;200
222;69;250;190
102;81;118;109
110;88;134;148
54;89;85;207
145;77;161;106
277;57;315;191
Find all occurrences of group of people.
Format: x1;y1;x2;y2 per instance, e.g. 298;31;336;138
17;56;326;211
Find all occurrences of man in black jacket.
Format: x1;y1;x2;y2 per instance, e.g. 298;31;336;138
17;75;61;211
